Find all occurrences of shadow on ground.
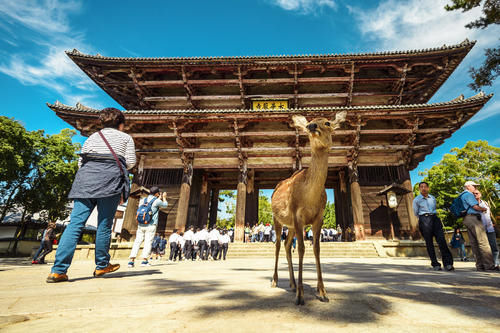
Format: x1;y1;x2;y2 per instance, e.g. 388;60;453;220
146;260;500;325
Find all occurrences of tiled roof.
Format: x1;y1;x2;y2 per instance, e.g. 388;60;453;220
47;92;492;115
66;40;475;63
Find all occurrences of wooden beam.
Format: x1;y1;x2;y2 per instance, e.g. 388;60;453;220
181;66;195;109
237;66;246;109
347;61;355;106
143;92;405;102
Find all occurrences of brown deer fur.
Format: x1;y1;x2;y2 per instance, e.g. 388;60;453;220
271;112;346;305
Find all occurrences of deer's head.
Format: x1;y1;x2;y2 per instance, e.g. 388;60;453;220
292;112;347;151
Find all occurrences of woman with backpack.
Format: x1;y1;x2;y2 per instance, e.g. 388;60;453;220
47;108;136;283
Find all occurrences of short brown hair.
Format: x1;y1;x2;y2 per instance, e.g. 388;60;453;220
99;107;125;129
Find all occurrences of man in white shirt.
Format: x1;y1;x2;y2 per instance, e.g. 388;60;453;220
183;226;195;261
218;230;230;260
177;232;185;261
168;229;179;261
197;227;209;260
208;227;221;260
128;187;168;268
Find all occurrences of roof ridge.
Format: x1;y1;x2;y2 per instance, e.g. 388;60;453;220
66;39;476;62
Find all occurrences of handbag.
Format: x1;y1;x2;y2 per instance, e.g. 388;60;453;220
98;131;130;202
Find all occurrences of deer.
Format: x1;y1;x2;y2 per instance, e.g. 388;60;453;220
271;111;347;305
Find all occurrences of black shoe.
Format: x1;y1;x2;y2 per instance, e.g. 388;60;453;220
445;265;454;271
432;266;442;271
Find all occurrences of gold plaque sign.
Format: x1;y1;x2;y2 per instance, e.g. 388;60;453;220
252;100;288;110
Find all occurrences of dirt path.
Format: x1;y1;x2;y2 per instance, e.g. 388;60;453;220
0;257;499;332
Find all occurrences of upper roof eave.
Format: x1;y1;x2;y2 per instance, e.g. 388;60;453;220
66;40;476;64
46;92;493;115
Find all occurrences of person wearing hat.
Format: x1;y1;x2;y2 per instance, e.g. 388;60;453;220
128;186;168;267
461;181;496;271
413;181;454;271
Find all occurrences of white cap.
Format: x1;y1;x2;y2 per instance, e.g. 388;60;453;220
464;180;480;187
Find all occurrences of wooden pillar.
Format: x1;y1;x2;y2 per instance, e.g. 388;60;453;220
208;189;219;228
121;155;145;241
175;163;193;232
121;183;140;241
349;164;365;240
245;169;258;226
235;163;248;242
197;174;210;229
235;182;247;242
401;167;419;238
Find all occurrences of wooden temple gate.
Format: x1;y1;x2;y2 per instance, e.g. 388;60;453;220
48;40;492;241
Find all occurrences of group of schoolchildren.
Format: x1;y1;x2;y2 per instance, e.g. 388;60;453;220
165;226;232;262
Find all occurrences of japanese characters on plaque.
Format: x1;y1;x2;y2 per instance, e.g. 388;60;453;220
252;100;289;110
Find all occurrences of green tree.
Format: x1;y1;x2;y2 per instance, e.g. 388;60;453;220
415;140;499;227
258;191;273;224
0;117;80;223
322;201;336;228
445;0;500;90
216;190;236;228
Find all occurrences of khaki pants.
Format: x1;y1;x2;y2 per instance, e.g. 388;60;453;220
463;214;494;270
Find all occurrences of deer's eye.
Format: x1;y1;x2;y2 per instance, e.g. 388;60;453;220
325;122;330;127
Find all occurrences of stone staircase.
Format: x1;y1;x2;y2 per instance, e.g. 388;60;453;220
225;241;380;258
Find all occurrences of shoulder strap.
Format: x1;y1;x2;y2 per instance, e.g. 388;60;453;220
146;196;157;209
98;131;124;176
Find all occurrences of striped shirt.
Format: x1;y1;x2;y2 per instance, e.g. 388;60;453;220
79;128;136;169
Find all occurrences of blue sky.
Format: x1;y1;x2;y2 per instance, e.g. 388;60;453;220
0;0;499;210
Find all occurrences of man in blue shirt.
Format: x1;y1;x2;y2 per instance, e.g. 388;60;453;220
461;181;496;271
413;182;454;271
128;186;168;267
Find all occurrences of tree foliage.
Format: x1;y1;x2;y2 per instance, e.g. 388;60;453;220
415;140;499;227
0;117;80;223
445;0;500;90
258;191;273;224
322;201;336;228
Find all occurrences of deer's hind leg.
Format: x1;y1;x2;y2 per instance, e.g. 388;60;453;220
284;228;296;291
271;220;282;288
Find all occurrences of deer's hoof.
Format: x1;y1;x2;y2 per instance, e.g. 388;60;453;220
295;295;305;306
317;295;329;303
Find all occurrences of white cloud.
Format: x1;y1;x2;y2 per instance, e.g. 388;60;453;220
348;0;499;52
269;0;336;13
464;99;500;126
0;0;97;105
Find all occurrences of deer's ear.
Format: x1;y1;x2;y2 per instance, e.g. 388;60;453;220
292;115;308;132
329;111;347;130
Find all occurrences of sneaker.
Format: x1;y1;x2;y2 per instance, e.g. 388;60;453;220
32;260;39;264
140;261;150;267
444;265;454;271
93;263;120;277
128;261;134;268
432;266;442;271
46;273;68;283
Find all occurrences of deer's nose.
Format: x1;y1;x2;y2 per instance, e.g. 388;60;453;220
307;123;318;132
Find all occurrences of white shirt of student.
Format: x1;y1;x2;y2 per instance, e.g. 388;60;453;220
169;233;179;243
197;229;209;241
220;234;230;244
183;229;194;241
178;235;185;248
209;229;220;242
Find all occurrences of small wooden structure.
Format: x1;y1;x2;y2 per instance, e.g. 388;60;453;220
47;39;492;241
